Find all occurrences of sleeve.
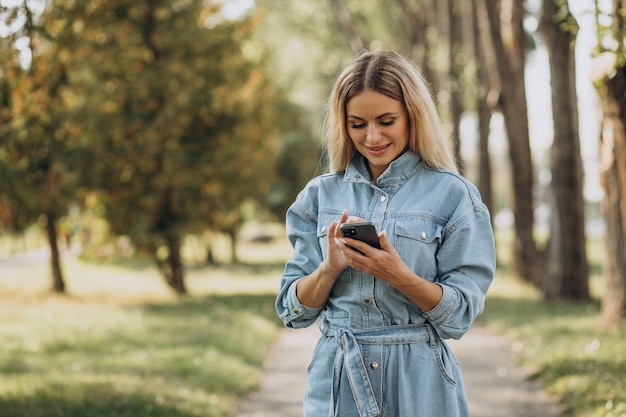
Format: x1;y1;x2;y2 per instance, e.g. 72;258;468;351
422;194;496;340
275;184;325;328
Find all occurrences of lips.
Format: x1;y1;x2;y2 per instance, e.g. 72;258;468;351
366;144;391;155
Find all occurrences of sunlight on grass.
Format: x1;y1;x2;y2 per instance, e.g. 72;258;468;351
482;229;626;417
481;281;626;416
0;289;282;417
0;234;290;417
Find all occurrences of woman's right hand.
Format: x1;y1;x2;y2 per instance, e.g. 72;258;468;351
295;210;351;308
323;210;350;275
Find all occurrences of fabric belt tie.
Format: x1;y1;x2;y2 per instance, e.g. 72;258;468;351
325;323;440;417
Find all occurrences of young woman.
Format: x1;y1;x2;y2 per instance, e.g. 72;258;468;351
276;50;496;417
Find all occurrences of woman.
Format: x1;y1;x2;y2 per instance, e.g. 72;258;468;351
276;50;496;417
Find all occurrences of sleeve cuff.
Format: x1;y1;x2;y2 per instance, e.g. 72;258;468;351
283;279;324;328
422;284;457;324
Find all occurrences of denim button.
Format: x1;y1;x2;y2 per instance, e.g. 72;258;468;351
293;307;301;314
380;195;386;202
371;362;379;370
364;298;372;305
421;231;427;240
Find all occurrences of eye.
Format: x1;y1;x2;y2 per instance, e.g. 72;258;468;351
380;119;395;126
350;122;366;129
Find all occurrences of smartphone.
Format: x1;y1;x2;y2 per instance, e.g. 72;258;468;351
339;221;381;249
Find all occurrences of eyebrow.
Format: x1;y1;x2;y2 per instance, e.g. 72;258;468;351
347;112;400;120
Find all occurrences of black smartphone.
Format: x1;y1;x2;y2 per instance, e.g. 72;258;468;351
339;221;381;249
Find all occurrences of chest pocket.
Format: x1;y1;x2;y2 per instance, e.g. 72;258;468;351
317;214;352;282
394;217;444;280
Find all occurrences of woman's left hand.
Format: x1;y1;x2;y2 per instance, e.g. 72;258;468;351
337;230;413;286
338;231;443;311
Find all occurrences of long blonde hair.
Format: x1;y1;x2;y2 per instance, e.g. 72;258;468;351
324;50;458;173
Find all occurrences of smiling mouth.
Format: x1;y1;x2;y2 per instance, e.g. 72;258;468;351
367;144;391;153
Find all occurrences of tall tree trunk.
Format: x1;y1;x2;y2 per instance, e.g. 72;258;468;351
539;0;589;301
597;67;626;327
45;212;65;293
448;0;465;174
595;0;626;328
395;0;441;93
599;103;626;326
447;0;464;172
471;0;495;221
480;0;541;284
327;0;365;52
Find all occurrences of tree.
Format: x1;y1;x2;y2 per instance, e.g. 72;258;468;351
393;0;442;93
539;0;589;301
0;1;85;292
38;0;284;292
477;0;541;284
446;0;465;171
595;0;626;327
469;0;496;219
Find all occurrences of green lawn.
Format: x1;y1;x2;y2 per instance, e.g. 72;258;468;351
0;237;288;417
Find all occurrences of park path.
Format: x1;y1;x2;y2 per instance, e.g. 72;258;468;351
235;325;563;417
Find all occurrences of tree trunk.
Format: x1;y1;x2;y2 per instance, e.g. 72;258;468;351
539;0;589;301
480;0;541;284
327;0;365;52
597;65;626;327
447;0;464;172
167;236;186;294
229;228;239;264
395;0;441;93
153;235;187;295
45;212;65;293
470;0;494;220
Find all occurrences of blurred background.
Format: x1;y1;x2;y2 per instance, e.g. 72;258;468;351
1;1;626;416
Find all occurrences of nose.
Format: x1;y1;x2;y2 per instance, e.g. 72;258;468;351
366;124;381;141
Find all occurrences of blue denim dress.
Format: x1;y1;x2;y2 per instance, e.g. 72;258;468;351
276;151;496;417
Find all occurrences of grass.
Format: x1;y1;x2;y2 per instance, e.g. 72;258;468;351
0;235;289;417
0;294;281;417
1;225;626;417
479;230;626;417
479;276;626;417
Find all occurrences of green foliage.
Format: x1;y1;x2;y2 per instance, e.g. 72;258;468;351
1;0;308;285
63;0;281;238
0;2;83;231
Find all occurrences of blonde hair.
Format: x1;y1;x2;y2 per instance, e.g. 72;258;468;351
324;50;458;173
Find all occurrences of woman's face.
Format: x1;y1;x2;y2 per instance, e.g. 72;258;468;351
346;90;410;182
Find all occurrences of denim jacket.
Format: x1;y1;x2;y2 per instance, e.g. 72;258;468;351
276;151;495;417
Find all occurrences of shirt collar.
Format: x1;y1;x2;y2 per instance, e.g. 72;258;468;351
343;150;423;185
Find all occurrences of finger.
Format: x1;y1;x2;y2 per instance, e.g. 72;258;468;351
378;230;391;249
347;216;365;223
336;211;348;237
339;210;349;225
328;221;338;244
342;238;370;256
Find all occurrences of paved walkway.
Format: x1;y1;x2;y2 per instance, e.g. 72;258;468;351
236;325;563;417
